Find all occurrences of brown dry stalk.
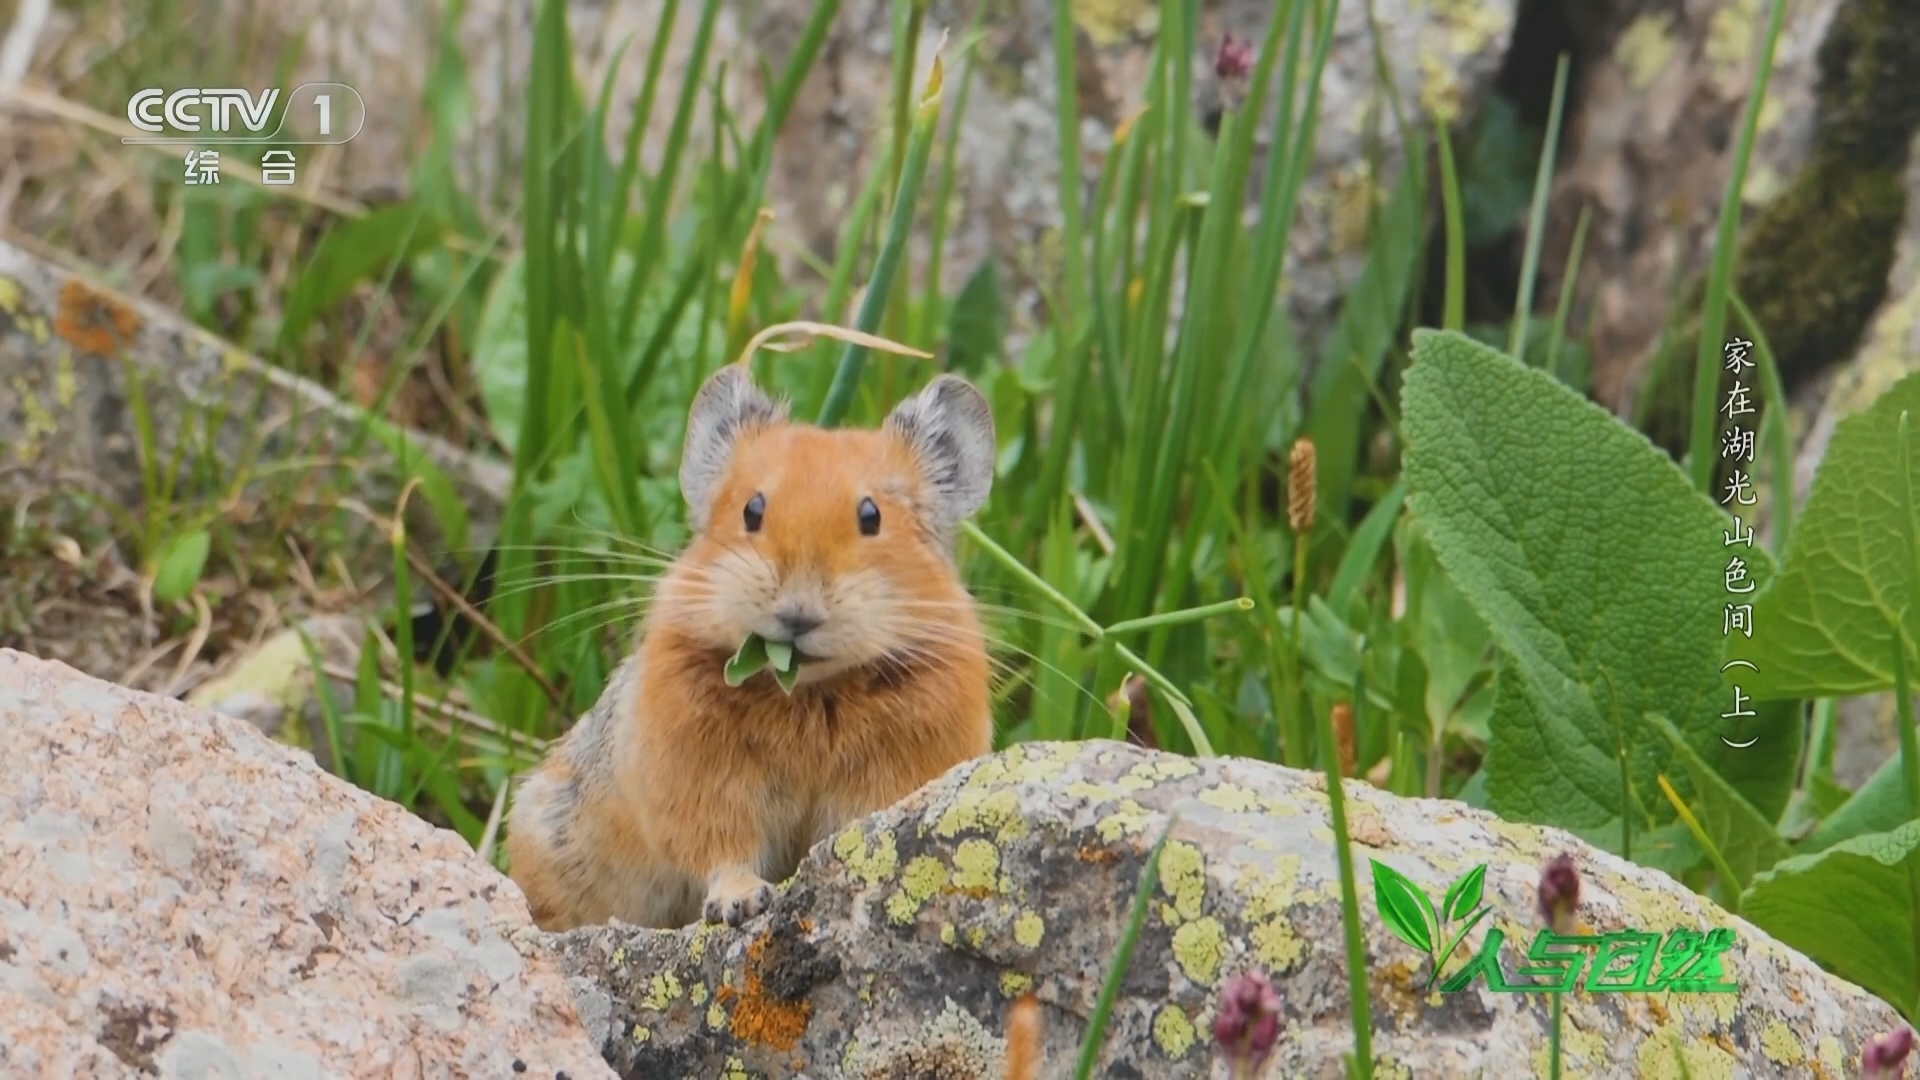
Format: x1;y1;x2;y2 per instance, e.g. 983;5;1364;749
1287;437;1317;535
1330;701;1356;779
1002;993;1042;1080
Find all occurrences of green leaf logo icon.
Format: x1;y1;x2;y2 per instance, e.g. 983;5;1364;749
1369;858;1495;993
1370;859;1435;954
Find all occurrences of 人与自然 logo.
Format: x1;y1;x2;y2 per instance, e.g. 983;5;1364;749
1368;858;1740;995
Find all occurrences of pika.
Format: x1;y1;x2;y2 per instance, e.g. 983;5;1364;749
505;365;997;931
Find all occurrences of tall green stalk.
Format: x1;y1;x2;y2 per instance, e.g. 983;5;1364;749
817;56;945;427
1686;0;1787;492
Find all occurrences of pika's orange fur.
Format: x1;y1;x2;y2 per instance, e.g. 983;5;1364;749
506;367;997;930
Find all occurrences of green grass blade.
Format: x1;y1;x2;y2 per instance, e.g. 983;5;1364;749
1545;203;1592;383
817;58;944;427
1728;290;1794;554
1687;0;1788;492
1510;51;1569;364
1071;815;1178;1080
1322;669;1375;1076
1434;117;1466;333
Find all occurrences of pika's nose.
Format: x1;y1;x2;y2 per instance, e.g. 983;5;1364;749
774;607;825;639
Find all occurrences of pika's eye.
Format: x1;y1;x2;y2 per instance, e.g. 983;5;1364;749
744;492;765;533
857;497;881;536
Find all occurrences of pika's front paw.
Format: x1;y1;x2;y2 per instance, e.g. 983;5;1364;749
702;871;775;926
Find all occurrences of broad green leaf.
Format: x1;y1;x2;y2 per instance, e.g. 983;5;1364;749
1731;369;1920;698
1647;712;1791;890
1395;516;1493;743
151;529;211;604
1441;864;1486;923
1368;858;1435;954
1402;329;1797;836
1799;755;1911;854
1740;819;1920;1019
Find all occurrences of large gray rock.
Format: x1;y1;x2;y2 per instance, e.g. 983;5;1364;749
0;649;609;1078
546;740;1904;1077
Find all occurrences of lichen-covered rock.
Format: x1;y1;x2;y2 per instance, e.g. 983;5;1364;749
0;649;610;1078
0;240;505;540
549;740;1904;1078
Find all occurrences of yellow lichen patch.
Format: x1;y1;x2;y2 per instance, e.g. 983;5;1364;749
1309;824;1334;844
940;923;956;946
966;746;1071;791
1157;841;1207;922
1759;1020;1804;1066
1013;910;1046;949
690;923;715;963
632;1024;650;1044
1066;780;1125;804
720;1056;752;1080
833;827;898;886
53;353;76;410
1070;0;1154;49
1151;1003;1195;1059
999;970;1033;996
1197;783;1262;814
691;983;709;1006
1414;0;1508;122
886;854;950;925
966;926;987;950
611;945;627;967
1615;12;1676;89
1636;1031;1737;1080
222;347;250;374
1095;799;1153;843
1704;0;1762;88
933;787;1028;842
640;971;684;1011
1817;1035;1844;1076
1373;1058;1413;1080
1171;917;1227;985
708;1000;728;1030
0;276;21;314
951;838;1001;894
1250;917;1304;973
27;315;50;343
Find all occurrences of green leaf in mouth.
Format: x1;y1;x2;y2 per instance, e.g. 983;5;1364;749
725;633;804;694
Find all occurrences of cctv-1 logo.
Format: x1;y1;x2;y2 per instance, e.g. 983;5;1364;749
128;88;281;134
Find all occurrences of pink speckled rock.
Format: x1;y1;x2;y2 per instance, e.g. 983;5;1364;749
0;649;612;1079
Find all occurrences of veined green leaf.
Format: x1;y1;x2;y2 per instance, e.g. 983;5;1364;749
1401;329;1797;835
1732;369;1920;698
1647;712;1790;892
1740;819;1920;1021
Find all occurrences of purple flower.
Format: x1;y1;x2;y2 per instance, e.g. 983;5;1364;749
1214;33;1255;82
1211;32;1255;116
1537;852;1581;935
1213;969;1281;1075
1865;1027;1915;1078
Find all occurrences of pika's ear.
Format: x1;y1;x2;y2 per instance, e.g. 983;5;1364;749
680;365;788;532
884;373;996;535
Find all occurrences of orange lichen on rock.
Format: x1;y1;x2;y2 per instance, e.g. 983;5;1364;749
54;279;140;357
722;930;814;1052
